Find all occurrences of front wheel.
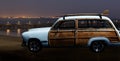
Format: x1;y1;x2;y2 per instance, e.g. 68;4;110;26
28;40;42;53
90;41;105;53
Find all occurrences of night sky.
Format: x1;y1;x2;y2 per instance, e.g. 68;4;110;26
0;0;120;18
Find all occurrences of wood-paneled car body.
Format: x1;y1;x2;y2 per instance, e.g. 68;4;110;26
22;13;120;53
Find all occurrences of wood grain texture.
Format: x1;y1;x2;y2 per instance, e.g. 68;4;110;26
49;29;119;46
49;30;75;47
76;31;119;45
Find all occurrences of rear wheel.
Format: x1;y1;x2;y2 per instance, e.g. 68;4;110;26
90;41;105;53
28;40;42;52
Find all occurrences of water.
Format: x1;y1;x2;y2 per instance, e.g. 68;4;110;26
0;28;22;37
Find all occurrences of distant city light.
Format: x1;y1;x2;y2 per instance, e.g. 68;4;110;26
0;16;58;19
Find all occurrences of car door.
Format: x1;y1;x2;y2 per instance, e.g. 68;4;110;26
49;20;76;47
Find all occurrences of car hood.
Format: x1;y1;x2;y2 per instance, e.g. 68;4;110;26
22;27;51;42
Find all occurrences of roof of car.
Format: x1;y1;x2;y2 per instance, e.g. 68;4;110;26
57;16;111;21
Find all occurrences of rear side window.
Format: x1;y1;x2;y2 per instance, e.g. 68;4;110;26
78;20;112;28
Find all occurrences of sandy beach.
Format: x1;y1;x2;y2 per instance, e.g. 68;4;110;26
0;35;120;61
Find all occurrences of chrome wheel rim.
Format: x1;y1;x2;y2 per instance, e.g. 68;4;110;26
29;41;40;52
92;42;104;52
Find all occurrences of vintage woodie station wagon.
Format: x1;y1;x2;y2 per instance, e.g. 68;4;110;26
22;13;120;53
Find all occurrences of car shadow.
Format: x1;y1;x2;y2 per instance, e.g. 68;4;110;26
0;47;120;61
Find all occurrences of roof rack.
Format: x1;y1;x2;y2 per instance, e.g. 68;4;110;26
63;13;108;20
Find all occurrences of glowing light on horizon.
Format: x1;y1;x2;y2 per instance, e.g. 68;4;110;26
6;21;10;25
0;15;58;18
17;21;21;25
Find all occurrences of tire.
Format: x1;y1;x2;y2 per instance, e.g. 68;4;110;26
28;40;42;53
90;41;105;53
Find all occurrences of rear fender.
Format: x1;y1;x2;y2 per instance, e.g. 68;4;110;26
88;37;110;47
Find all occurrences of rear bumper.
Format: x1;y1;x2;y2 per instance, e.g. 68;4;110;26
109;42;120;47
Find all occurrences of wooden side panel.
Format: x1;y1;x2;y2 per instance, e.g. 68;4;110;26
77;31;117;38
49;30;75;47
76;31;119;45
49;30;75;39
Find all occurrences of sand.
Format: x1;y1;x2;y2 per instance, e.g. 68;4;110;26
0;35;120;61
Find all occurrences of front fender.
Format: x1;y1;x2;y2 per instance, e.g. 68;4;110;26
87;37;110;47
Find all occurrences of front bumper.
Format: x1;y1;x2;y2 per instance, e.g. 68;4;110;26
21;40;27;47
21;36;27;47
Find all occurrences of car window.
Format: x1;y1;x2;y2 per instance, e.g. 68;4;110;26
78;20;112;28
78;20;88;28
59;20;75;30
52;20;75;30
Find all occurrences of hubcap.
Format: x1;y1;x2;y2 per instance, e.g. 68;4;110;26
92;42;104;52
29;41;40;52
